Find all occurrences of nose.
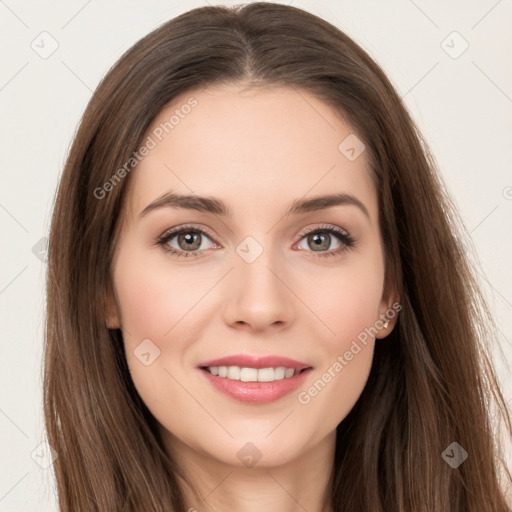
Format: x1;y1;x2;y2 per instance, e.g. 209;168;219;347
222;247;296;332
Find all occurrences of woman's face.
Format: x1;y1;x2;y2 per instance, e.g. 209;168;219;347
107;84;398;468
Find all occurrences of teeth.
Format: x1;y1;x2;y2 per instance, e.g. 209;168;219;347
206;366;299;382
284;368;295;378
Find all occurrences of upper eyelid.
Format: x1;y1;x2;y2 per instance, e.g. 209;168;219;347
160;224;217;242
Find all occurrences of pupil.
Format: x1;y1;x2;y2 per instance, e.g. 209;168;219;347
310;233;329;251
179;232;201;251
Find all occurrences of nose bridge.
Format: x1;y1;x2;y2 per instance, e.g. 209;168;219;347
223;233;295;329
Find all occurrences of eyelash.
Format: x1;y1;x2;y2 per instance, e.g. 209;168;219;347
155;224;356;259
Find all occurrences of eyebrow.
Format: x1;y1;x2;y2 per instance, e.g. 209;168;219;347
139;191;370;220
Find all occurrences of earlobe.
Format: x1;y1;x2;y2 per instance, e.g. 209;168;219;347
376;283;401;339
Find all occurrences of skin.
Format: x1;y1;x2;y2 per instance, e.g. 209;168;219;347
106;83;399;512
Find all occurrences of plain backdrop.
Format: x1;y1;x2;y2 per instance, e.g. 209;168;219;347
0;0;511;509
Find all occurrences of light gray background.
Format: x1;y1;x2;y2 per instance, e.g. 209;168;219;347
1;0;511;509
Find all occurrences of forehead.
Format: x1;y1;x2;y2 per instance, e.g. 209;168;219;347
122;84;376;224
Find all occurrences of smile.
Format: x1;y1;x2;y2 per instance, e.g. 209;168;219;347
199;366;313;404
204;365;301;382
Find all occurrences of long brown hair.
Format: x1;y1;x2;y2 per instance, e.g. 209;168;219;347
44;2;512;510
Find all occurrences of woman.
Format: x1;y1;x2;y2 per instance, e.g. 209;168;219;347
43;2;512;510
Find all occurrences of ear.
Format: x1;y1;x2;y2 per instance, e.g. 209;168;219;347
104;279;121;330
375;278;401;340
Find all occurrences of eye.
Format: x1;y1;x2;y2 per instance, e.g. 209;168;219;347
155;224;356;259
156;225;217;259
295;225;356;258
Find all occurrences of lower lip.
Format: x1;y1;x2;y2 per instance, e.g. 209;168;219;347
200;368;313;404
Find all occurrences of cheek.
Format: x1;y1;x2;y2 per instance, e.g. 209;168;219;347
115;269;169;341
112;247;211;398
300;253;385;348
300;252;384;422
112;251;195;414
296;266;380;426
113;248;205;344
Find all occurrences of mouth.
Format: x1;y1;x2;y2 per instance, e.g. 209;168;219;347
197;354;313;404
200;365;309;382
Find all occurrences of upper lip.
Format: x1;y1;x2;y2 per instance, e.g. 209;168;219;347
198;354;312;371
